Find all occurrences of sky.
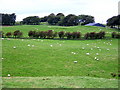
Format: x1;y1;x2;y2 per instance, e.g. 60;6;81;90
0;0;119;23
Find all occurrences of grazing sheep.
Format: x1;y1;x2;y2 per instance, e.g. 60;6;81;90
13;46;16;49
96;53;99;55
8;74;10;77
28;44;30;47
74;61;78;63
96;59;99;61
86;53;90;55
82;47;85;50
94;57;97;60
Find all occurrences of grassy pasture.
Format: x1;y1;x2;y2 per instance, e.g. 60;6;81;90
1;24;119;88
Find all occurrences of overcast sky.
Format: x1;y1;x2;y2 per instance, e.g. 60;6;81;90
1;0;119;23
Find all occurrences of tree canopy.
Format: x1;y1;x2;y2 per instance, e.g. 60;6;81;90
22;16;40;25
78;15;95;25
107;15;120;29
1;13;16;25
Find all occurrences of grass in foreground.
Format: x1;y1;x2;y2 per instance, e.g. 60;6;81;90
2;76;118;88
2;38;118;78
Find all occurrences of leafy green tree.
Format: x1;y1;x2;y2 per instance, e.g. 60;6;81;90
47;16;60;25
78;15;94;25
107;15;120;29
40;16;48;22
58;14;79;26
1;13;16;25
22;16;40;25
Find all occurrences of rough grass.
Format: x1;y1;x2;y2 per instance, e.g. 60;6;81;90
2;25;119;88
2;76;118;88
2;38;118;78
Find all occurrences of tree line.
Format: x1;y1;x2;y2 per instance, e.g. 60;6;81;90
21;13;95;26
1;13;120;29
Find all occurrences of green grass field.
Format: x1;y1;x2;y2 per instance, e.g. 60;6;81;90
1;24;119;88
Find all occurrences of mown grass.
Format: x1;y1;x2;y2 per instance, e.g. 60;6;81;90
2;25;119;88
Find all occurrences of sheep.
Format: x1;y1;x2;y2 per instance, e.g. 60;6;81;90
8;74;10;77
74;61;78;63
13;46;16;49
86;53;90;55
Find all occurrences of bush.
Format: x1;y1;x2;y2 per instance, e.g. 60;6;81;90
53;32;57;39
89;32;96;39
76;32;81;39
34;31;40;38
84;33;90;39
13;30;23;38
5;32;12;37
99;31;105;39
65;32;72;39
58;31;65;39
47;30;53;38
112;32;117;38
95;31;105;39
28;31;34;37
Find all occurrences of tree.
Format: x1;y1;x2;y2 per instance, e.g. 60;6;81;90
58;14;79;26
1;13;16;25
47;16;60;25
40;16;48;22
22;16;40;25
78;15;95;25
107;15;120;29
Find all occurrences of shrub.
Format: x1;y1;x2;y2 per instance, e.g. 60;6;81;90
28;31;34;37
112;32;117;38
34;31;40;38
47;30;53;38
39;31;44;38
76;32;81;39
84;33;90;39
89;32;96;39
17;32;23;38
43;31;48;39
58;31;65;39
72;32;77;39
52;32;57;39
99;31;105;39
13;30;23;38
5;32;12;37
65;32;72;39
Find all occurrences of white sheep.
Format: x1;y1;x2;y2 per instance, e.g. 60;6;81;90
86;53;90;55
8;74;10;77
13;46;16;49
74;61;78;63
